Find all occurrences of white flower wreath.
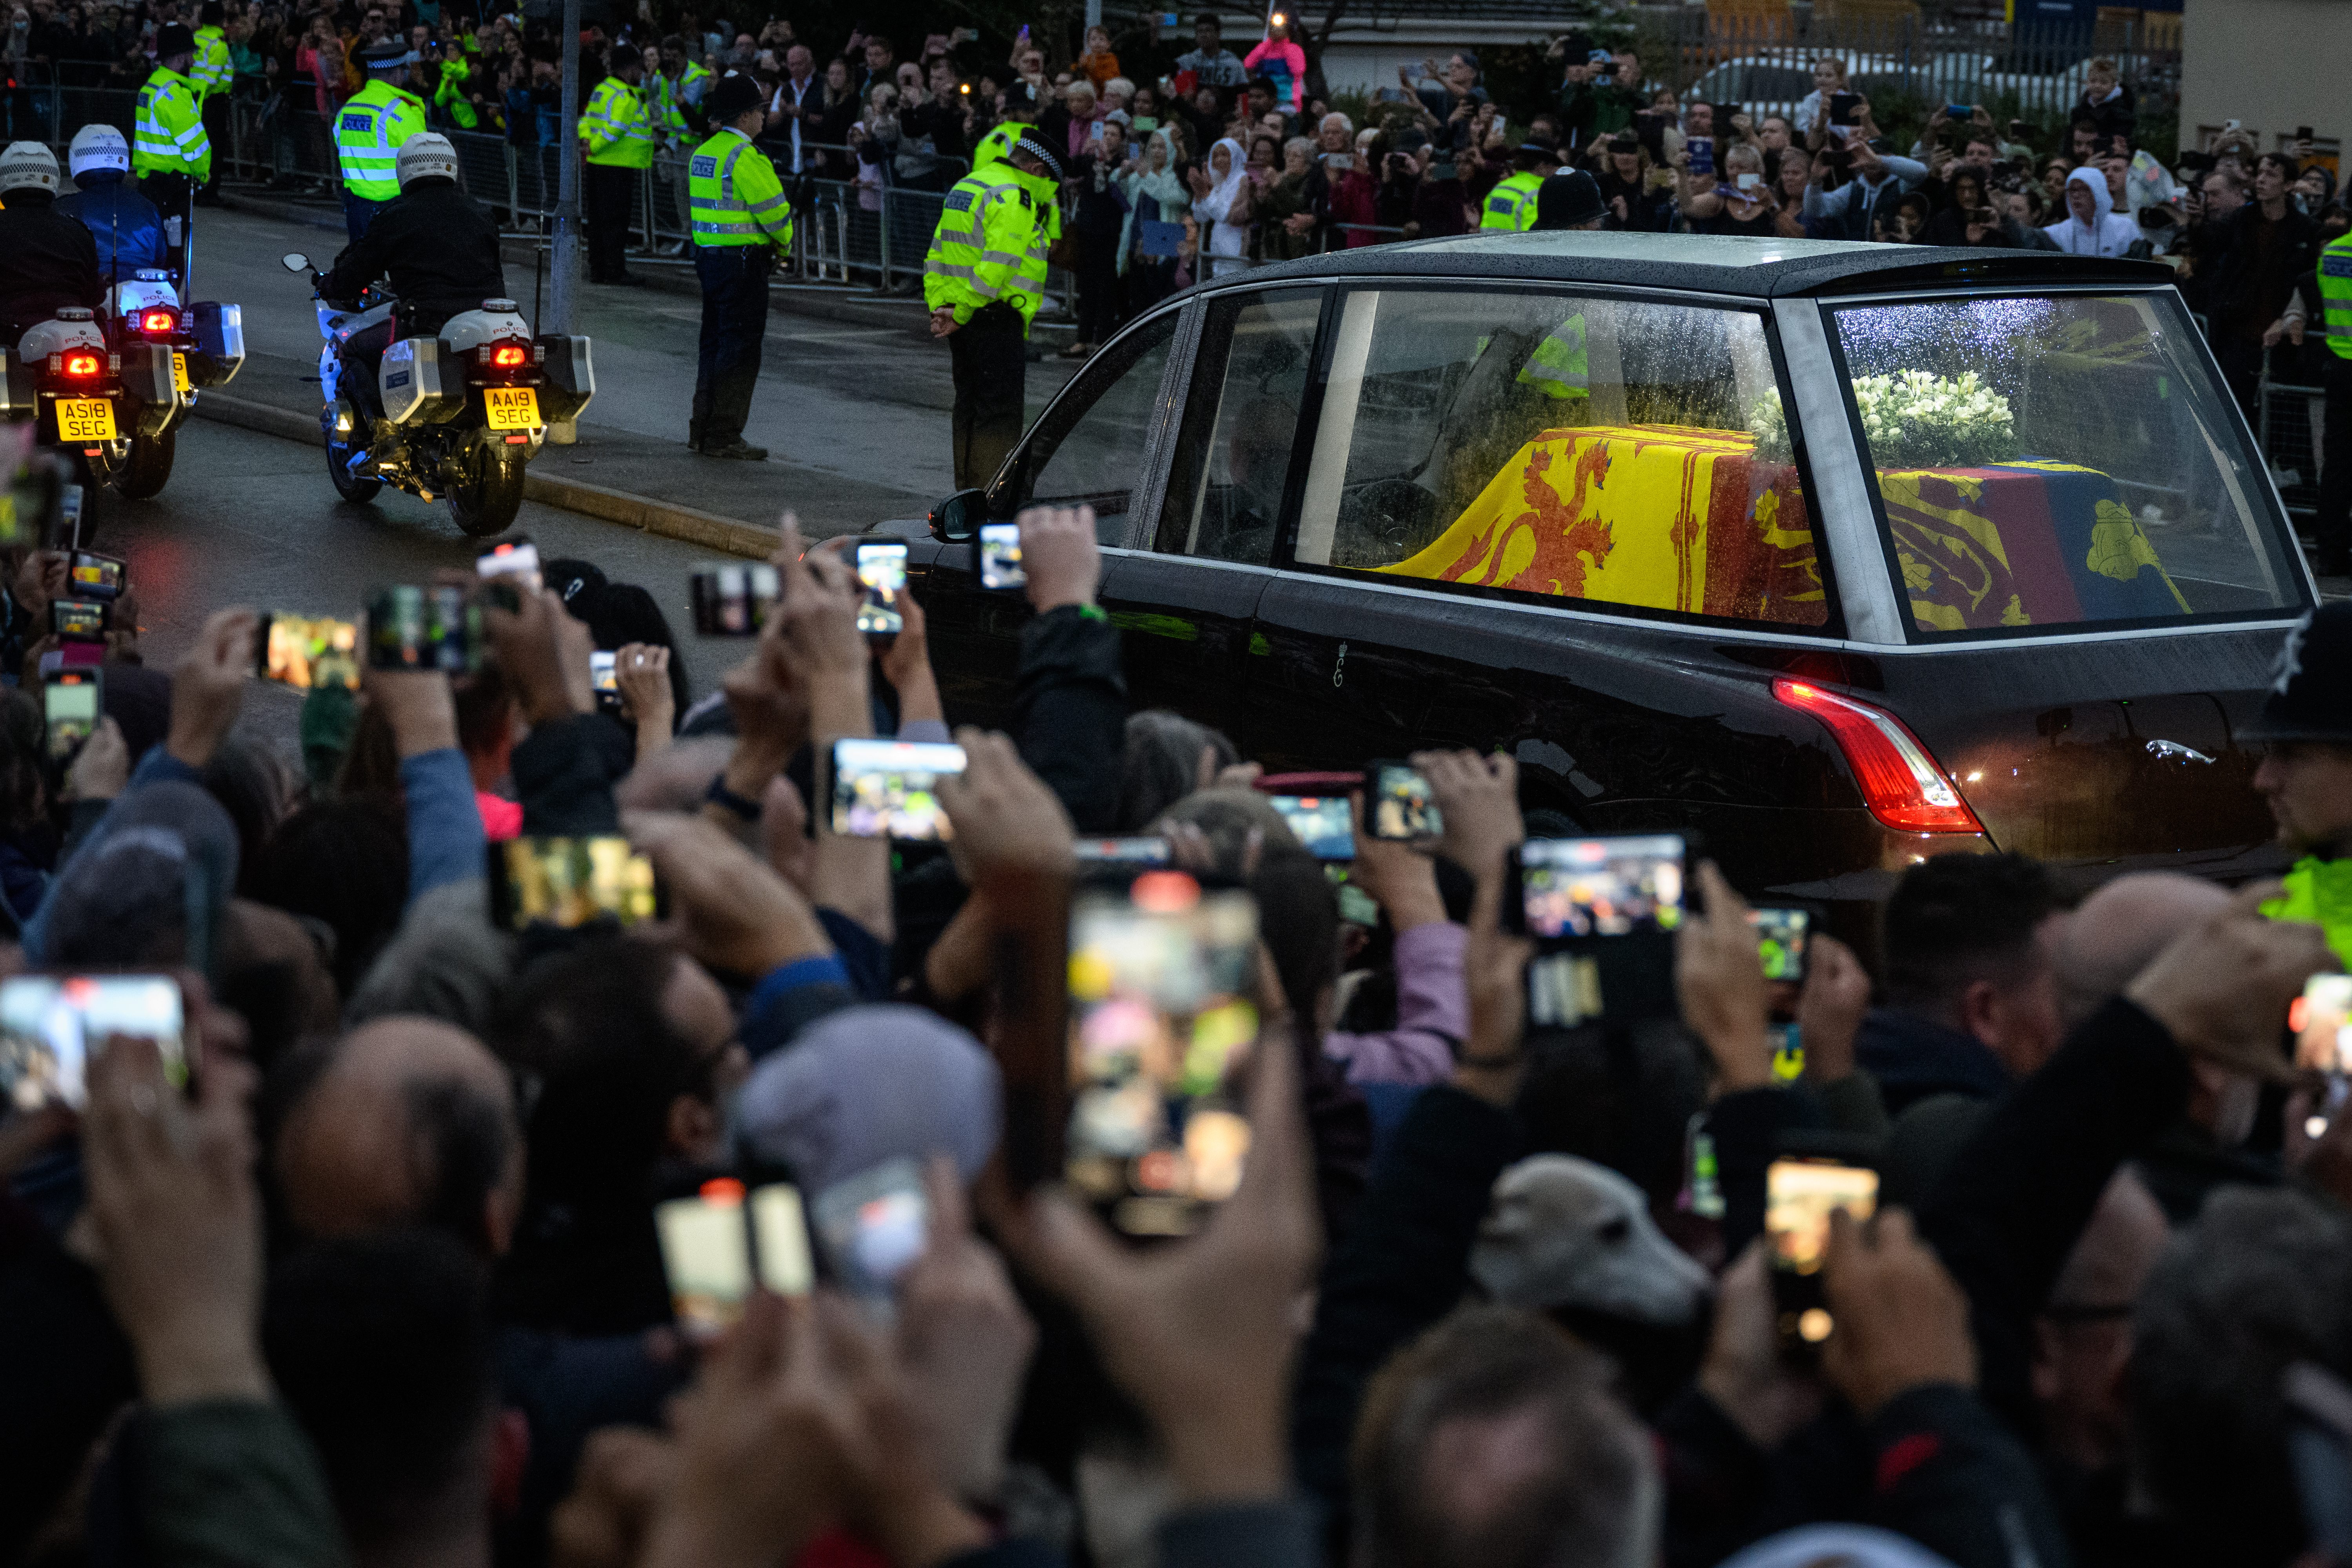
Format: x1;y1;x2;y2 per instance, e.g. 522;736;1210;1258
1748;371;2019;470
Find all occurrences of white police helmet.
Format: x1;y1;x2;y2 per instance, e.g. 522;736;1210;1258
395;133;460;190
68;124;132;182
0;140;61;198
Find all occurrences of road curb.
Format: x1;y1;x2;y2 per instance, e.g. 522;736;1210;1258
191;391;778;559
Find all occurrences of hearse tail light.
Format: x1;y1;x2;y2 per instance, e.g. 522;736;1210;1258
1772;678;1984;835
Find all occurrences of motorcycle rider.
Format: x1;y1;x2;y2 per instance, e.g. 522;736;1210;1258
314;133;503;460
54;125;171;285
0;142;104;348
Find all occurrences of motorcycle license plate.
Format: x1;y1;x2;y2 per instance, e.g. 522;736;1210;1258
55;399;116;441
172;353;191;394
483;387;540;430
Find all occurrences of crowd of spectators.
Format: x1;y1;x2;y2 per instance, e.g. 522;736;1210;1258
6;469;2352;1568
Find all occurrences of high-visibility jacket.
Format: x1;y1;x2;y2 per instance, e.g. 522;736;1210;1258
972;119;1025;171
1515;314;1590;401
687;127;793;251
924;162;1060;331
133;65;211;181
335;79;429;200
434;52;480;129
190;25;232;100
659;61;710;138
1480;170;1543;232
582;75;656;169
2320;232;2352;363
2265;856;2352;971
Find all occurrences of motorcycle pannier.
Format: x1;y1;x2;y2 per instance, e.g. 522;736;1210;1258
380;337;462;425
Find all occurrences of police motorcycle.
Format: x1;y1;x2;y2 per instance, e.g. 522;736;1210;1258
57;127;246;499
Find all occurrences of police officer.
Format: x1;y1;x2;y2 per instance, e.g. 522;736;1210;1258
582;46;656;286
334;38;430;244
132;24;208;270
0;143;103;348
1480;140;1560;232
1530;167;1607;233
971;82;1041;172
925;132;1062;491
56;125;171;281
2280;222;2352;576
189;0;232;206
686;73;793;460
315;133;504;450
2252;604;2352;967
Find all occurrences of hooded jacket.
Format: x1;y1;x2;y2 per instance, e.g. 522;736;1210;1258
2041;166;2139;257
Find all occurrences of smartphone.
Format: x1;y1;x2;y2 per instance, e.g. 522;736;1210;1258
813;1156;929;1304
486;836;659;931
1066;869;1259;1236
1326;151;1353;171
256;613;360;689
829;737;966;840
43;668;99;762
1735;170;1761;191
1686;135;1713;176
366;585;481;674
1766;1147;1878;1349
67;549;125;602
1266;794;1354;862
1945;103;1972;118
474;535;540;595
50;598;105;642
589;649;620;709
1828;91;1859;127
2297;126;2316;144
854;541;908;638
1366;759;1441;841
0;973;184;1114
655;1178;813;1339
1074;836;1173;867
1507;834;1688;940
689;563;781;636
979;522;1026;589
1750;905;1812;984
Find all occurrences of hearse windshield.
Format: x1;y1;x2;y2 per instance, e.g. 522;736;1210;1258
1825;293;2308;638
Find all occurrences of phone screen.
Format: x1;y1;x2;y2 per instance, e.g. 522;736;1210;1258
979;522;1026;589
490;836;658;930
1766;1156;1877;1344
813;1156;930;1302
656;1182;754;1338
855;542;908;636
1066;871;1259;1236
589;649;618;695
367;585;480;673
1074;837;1174;866
690;563;782;636
0;973;184;1113
68;550;124;601
1750;906;1811;982
1368;761;1441;841
474;537;541;595
1267;794;1354;861
44;671;98;761
1517;835;1687;940
829;738;966;840
258;613;360;689
51;599;105;641
2297;974;2352;1073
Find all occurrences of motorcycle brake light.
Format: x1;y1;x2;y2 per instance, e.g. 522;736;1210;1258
62;353;102;377
1772;678;1985;835
140;309;176;333
491;344;527;368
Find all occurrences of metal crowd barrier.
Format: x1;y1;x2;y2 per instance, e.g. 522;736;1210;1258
2261;366;2328;522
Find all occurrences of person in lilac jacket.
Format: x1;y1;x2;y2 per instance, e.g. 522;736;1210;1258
1324;802;1468;1086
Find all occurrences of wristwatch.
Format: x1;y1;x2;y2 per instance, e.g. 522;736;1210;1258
705;774;765;820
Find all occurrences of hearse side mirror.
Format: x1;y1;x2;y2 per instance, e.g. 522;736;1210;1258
930;488;985;543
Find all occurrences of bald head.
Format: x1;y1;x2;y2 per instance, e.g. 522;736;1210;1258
2055;873;2232;1028
275;1016;523;1253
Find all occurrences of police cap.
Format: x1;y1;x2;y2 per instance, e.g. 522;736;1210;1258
1011;134;1063;180
156;23;196;58
708;71;763;123
359;37;410;70
2248;604;2352;742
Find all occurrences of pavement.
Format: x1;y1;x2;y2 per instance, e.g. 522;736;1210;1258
190;192;1082;547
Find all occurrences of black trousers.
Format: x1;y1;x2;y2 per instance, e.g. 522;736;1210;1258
691;245;771;450
2316;352;2352;565
139;171;194;272
949;303;1026;492
583;161;637;281
199;95;228;195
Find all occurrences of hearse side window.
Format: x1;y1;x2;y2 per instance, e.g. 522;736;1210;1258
1291;289;1829;630
1151;289;1322;566
1010;311;1179;542
1829;293;2308;637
